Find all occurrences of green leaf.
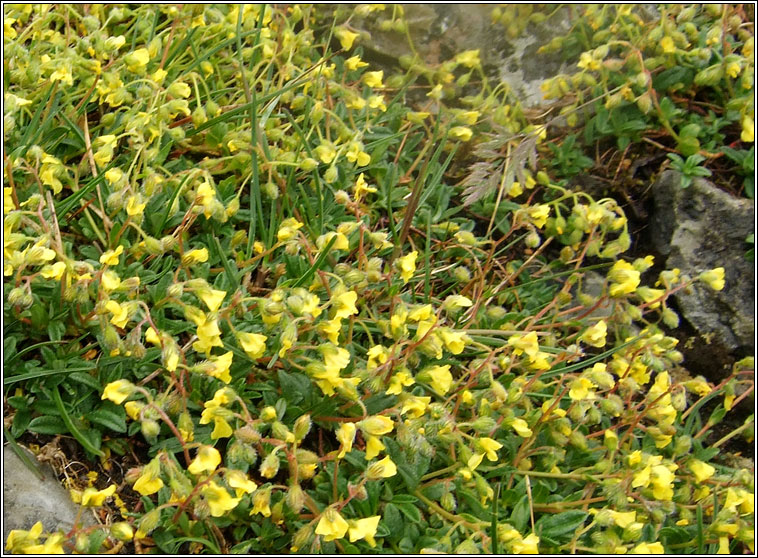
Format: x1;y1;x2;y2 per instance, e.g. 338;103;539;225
677;135;701;157
536;510;588;542
87;405;127;433
277;370;310;404
382;503;404;539
395;502;422;523
28;415;68;435
68;371;101;391
385;438;431;491
510;495;530;532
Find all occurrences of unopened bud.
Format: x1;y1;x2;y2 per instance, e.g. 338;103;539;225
110;522;134;541
293;414;312;442
141;418;161;442
260;451;280;478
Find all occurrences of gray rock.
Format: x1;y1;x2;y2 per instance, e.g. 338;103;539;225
649;170;755;352
350;4;575;107
3;445;96;548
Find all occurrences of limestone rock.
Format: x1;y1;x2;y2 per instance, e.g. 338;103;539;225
3;445;96;548
650;170;755;352
349;4;574;107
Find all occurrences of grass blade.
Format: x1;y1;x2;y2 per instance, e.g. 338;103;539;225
52;385;104;457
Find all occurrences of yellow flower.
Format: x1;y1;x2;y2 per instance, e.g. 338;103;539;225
188;445;222;475
660;36;676;54
319;317;343;345
688;459;715;483
527;204;551;228
630;541;664;554
387;370;414;395
726;61;741;79
133;456;164;496
167;81;192;98
315;142;337;164
636;286;665;308
277;217;304;241
455;49;480;68
368;94;386;112
336;27;359;50
400;395;430;418
359;415;394;437
366;455;397;479
449;126;473;142
406;111;431;124
345;55;368;71
508;331;539;358
226;470;258;498
196;287;226;312
237;331;267;359
200;404;234;440
354;172;377;199
723;487;754;514
511;533;540;554
126;195;146;216
202;481;241;517
609;510;636;528
363;70;384;88
317;231;349;251
332;290;359;319
509;417;533;438
4;17;18;40
251;488;272;517
40;261;67;281
101;380;134;405
396;251;418;284
608;260;641;297
577;51;601;71
316;507;349;542
364;435;385;460
439;328;468;355
184;247;209;264
580;320;607;348
423;364;453;395
5;522;45;554
81;484;116;506
699;267;725;291
569;377;596;401
477;437;503;461
100;245;124;266
125;48;150;73
336;422;356;458
443;294;473;311
347;516;381;546
650;464;676;500
50;64;73;86
202;351;234;383
741;115;754;143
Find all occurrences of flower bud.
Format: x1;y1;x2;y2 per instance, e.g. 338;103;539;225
673;434;692;455
271;421;294;443
285;483;306;512
291;524;313;552
136;508;161;538
143;236;164;255
441;491;457;512
260;406;277;422
569;431;588;451
141;418;161;442
293;414;312;442
260;451;280;479
470;416;497;434
110;522;134;541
